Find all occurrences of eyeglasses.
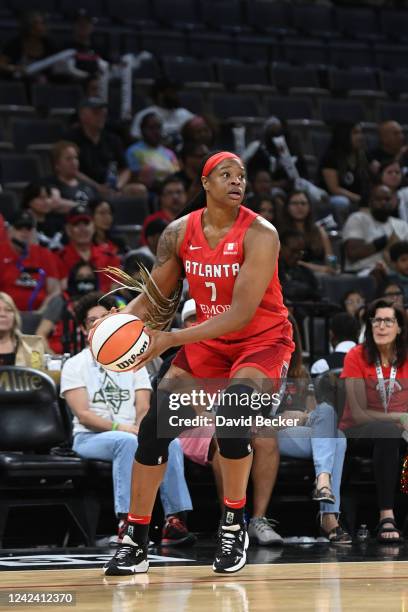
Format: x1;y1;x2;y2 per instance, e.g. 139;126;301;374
370;317;397;328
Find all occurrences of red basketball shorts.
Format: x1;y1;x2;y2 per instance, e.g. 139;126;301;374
172;337;293;381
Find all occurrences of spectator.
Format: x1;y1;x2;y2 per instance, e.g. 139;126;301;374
310;313;360;376
276;315;351;543
389;241;408;301
0;211;60;312
130;78;194;145
340;299;408;544
64;10;107;79
342;184;408;274
278;230;319;303
173;141;209;200
378;159;408;223
141;177;187;244
67;97;146;200
88;199;128;256
126;112;180;191
369;121;407;175
181;115;217;148
0;291;46;368
319;122;369;213
243;117;308;196
36;261;99;355
134;218;168;264
47;141;98;206
380;281;405;309
21;181;66;249
342;290;365;318
0;11;57;81
250;195;275;225
61;292;195;546
56;204;121;293
279;190;335;275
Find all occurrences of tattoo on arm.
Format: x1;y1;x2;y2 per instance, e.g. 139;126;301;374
154;219;183;268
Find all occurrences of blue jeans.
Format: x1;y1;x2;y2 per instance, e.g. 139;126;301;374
277;403;347;514
73;431;192;516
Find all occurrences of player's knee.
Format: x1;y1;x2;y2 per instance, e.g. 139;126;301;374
135;403;172;466
216;384;254;460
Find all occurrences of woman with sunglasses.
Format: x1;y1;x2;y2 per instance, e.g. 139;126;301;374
340;298;408;544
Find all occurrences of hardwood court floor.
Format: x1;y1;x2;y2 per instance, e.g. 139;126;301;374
1;560;408;611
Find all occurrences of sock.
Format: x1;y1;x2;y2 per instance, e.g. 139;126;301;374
222;496;246;528
126;513;151;544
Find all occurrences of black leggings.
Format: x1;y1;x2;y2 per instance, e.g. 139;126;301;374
345;420;403;510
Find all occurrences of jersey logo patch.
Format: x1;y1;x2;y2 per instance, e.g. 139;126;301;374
189;245;202;250
223;242;238;255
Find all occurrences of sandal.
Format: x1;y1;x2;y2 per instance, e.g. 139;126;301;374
312;479;335;504
376;518;403;544
320;524;352;545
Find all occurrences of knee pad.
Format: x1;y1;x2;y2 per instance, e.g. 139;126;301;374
216;384;254;460
135;389;196;465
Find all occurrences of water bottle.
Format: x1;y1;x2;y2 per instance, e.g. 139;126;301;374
326;254;339;273
356;524;370;542
106;161;118;190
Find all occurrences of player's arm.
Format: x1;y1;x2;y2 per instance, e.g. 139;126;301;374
161;221;279;349
123;218;186;321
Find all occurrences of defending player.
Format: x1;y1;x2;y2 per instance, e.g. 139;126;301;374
104;151;294;575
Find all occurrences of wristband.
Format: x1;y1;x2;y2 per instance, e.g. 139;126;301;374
112;421;119;431
373;235;387;252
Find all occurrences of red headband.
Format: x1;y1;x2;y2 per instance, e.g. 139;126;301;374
202;151;243;178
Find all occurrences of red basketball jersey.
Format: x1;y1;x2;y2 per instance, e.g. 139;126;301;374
179;205;292;346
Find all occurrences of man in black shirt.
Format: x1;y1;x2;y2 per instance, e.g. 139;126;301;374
67;97;147;200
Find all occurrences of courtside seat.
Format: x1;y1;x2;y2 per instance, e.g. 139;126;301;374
0;367;93;546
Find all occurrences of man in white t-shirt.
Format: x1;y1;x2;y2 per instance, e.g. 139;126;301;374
343;184;408;274
60;292;195;546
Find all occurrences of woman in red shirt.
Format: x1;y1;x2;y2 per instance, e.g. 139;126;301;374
340;298;408;544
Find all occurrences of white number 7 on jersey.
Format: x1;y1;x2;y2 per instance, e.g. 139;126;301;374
205;282;217;302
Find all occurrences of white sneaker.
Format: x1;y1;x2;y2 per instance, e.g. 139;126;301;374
248;517;283;546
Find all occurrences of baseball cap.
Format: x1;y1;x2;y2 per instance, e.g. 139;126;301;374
11;210;36;229
66;204;92;224
78;96;107;110
181;299;196;324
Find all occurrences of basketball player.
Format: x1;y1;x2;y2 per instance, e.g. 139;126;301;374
103;151;294;575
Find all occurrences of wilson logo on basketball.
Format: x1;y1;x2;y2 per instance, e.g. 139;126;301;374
117;354;138;370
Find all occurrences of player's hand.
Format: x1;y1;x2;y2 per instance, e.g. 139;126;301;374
132;328;175;370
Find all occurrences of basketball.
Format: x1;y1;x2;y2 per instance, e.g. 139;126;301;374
90;313;150;372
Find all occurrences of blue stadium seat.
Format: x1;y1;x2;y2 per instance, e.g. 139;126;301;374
335;7;381;41
246;1;295;36
162;57;219;89
329;42;374;68
235;35;276;63
265;96;314;121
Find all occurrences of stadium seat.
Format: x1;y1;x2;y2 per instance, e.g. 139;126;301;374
292;4;336;39
31;84;83;116
0;366;92;547
272;63;322;93
201;0;248;33
283;39;328;67
319;99;366;124
334;7;381;41
378;101;408;124
265;96;314;121
0;190;19;222
9;0;57;16
189;32;235;60
153;0;203;29
162;57;221;90
111;197;150;227
328;67;380;95
320;274;376;305
0;153;41;189
20;312;42;335
106;0;157;27
139;29;189;58
11;119;64;153
329;42;374;68
209;92;259;121
380;10;408;43
178;90;207;115
215;60;274;93
235;35;277;63
381;70;408;99
246;1;295;36
374;44;408;70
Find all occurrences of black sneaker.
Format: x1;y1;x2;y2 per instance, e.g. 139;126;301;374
212;524;249;574
161;516;197;547
103;533;149;576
